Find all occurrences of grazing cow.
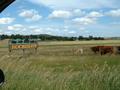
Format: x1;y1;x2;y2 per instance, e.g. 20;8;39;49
100;46;114;55
72;48;84;55
91;46;104;54
0;69;5;86
91;46;114;55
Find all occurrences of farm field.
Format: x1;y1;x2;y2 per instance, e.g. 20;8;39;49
0;40;120;90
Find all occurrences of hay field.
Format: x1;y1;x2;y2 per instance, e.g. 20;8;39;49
0;40;120;90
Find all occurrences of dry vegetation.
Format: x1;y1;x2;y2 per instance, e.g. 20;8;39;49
0;40;120;90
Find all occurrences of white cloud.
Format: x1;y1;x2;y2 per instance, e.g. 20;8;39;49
106;9;120;17
73;17;96;25
86;11;103;18
28;0;120;9
68;31;76;34
49;9;86;19
4;31;12;35
49;10;72;19
33;28;43;33
32;27;56;35
8;24;26;31
79;27;85;30
72;11;103;26
19;9;42;21
0;17;15;24
29;25;39;29
73;9;85;16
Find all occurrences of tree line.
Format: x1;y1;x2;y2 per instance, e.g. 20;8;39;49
0;34;104;41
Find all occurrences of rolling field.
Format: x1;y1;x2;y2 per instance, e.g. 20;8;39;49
0;40;120;90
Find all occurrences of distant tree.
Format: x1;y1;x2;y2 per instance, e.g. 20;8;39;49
0;34;105;41
78;36;84;40
89;36;93;40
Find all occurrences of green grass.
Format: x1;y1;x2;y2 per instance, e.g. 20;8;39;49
0;40;120;90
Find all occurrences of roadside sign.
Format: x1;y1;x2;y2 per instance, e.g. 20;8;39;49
10;44;38;50
8;39;39;52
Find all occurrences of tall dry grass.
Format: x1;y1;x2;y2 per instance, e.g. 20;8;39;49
0;40;120;90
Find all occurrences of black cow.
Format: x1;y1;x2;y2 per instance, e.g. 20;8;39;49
0;69;5;86
91;46;104;54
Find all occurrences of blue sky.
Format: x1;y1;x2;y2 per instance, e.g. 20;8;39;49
0;0;120;37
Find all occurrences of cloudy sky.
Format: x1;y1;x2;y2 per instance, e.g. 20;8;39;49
0;0;120;37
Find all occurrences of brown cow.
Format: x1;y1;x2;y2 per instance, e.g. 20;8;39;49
91;46;114;55
100;46;114;55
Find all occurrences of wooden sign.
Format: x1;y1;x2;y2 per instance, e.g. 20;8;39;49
10;44;38;50
8;39;39;52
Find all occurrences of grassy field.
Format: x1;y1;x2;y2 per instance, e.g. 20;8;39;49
0;40;120;90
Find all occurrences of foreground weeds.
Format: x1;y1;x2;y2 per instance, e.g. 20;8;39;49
0;61;120;90
0;41;120;90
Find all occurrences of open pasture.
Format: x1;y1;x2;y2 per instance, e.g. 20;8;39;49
0;40;120;90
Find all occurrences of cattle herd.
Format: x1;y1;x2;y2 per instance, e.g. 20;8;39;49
72;46;120;55
91;46;120;55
